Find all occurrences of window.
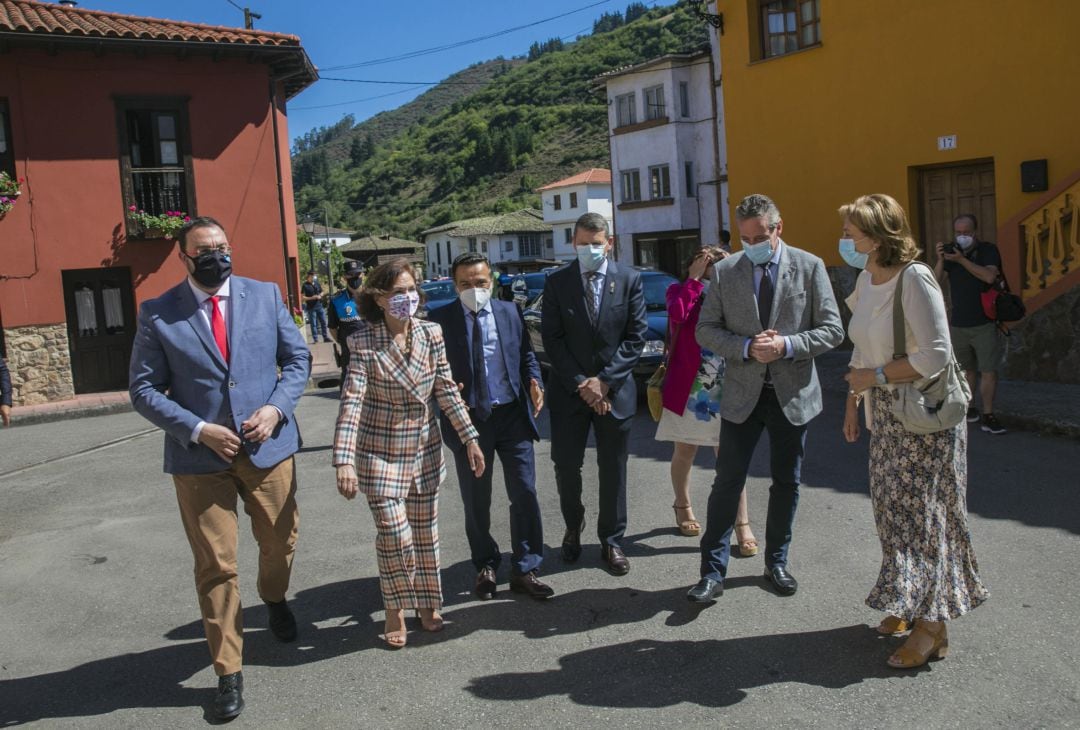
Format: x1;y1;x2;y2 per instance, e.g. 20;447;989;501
519;234;542;258
545;237;553;249
644;85;666;120
679;82;690;118
504;240;513;252
0;99;13;178
564;227;573;244
615;92;636;127
620;169;642;203
685;162;695;197
468;237;477;253
446;241;451;262
760;0;820;59
481;239;488;253
436;243;441;265
569;192;578;208
553;194;561;211
116;98;195;230
649;165;671;199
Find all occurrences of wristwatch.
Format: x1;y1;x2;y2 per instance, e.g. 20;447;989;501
874;366;888;386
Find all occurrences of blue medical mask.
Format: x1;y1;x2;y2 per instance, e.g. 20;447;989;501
741;238;774;266
576;244;607;272
839;237;869;269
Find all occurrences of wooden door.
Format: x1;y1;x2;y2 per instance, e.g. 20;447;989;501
918;160;997;266
62;267;136;394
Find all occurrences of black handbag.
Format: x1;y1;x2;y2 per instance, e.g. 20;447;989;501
980;274;1026;323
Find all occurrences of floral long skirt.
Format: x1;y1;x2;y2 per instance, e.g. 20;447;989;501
866;388;989;621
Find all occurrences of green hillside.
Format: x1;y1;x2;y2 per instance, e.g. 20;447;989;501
291;1;709;238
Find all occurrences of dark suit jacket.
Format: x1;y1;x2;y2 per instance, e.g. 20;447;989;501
540;260;647;420
428;298;542;449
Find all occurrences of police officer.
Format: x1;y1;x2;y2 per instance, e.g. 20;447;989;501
327;259;365;387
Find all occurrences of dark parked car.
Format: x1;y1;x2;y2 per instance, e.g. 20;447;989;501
418;279;458;317
498;271;551;307
522;268;677;381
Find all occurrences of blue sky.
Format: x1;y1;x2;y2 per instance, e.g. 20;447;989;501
91;0;637;144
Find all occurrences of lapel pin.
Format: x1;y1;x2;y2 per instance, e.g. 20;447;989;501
609;280;615;294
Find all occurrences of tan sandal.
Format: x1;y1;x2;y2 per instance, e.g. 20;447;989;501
876;615;910;635
416;608;444;633
735;521;758;557
887;620;948;669
673;504;701;537
382;609;407;649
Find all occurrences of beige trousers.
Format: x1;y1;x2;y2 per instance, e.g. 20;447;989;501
173;453;299;676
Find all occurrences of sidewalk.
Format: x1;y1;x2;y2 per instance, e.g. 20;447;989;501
8;339;343;428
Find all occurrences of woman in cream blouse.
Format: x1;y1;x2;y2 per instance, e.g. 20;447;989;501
839;194;988;669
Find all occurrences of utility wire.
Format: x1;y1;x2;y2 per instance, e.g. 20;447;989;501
319;0;612;70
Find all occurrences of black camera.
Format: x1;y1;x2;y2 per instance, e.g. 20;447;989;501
942;242;956;255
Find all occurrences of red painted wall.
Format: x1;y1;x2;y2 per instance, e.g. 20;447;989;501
0;46;300;327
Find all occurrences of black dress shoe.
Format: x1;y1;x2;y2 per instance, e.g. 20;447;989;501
509;570;555;599
475;566;497;600
266;599;297;642
764;565;798;596
686;578;723;603
601;545;630;576
212;671;244;721
562;518;584;563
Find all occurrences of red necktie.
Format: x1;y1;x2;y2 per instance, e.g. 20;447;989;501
209;295;229;363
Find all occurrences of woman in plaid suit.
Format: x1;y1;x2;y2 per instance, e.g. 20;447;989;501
333;259;485;649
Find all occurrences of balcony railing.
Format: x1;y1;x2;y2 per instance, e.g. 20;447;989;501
131;167;187;216
1020;179;1079;299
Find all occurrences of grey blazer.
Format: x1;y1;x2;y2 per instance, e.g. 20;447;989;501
696;242;843;426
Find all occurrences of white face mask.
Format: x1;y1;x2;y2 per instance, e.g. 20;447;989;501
955;234;975;250
459;286;491;313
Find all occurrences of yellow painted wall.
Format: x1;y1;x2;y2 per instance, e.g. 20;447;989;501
715;0;1080;275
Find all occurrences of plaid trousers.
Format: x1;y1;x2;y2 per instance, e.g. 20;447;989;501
367;484;441;610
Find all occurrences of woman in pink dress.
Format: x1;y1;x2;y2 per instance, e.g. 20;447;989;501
655;247;757;555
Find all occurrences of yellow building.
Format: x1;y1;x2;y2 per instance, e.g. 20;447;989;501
710;0;1080;315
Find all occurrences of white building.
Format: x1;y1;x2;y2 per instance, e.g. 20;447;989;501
420;209;555;278
536;168;614;262
296;223;354;248
599;50;728;276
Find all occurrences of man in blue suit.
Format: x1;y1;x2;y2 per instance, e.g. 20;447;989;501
129;216;310;721
541;212;647;576
428;252;552;600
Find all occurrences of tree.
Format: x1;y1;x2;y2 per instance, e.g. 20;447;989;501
625;2;648;23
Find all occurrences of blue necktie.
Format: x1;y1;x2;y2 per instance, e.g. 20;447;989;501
471;311;492;421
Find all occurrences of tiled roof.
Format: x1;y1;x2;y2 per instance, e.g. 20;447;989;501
594;49;709;82
420;209;548;238
537;168;611;191
0;0;300;46
299;224;354;237
340;234;421;253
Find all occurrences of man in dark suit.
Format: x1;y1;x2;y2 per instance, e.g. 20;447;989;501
0;355;11;427
688;194;843;603
541;212;647;575
428;252;552;600
129;216;310;720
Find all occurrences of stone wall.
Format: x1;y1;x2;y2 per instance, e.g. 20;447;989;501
1002;283;1080;384
3;324;75;405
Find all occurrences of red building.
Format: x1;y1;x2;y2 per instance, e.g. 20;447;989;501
0;0;316;404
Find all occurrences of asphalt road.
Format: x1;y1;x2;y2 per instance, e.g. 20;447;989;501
1;353;1077;728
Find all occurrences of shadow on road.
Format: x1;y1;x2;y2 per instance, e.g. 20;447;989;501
464;626;913;707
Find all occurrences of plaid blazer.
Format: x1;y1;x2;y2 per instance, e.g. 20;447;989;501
332;318;479;499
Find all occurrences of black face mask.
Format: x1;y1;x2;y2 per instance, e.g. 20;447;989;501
184;250;232;288
347;276;362;290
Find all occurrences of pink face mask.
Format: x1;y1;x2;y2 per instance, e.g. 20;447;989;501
386;291;419;320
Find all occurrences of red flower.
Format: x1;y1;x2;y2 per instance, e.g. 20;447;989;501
128;204;137;211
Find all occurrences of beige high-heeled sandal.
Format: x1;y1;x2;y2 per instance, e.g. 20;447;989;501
416;608;444;633
673;504;701;537
887;620;948;669
735;521;758;557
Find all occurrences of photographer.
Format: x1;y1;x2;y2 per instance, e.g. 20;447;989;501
933;213;1006;434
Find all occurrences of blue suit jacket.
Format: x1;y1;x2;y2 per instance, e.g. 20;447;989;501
427;298;542;449
129;276;311;475
540;259;647;421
